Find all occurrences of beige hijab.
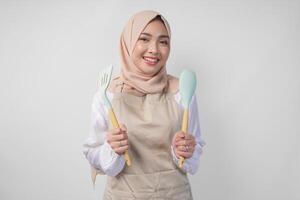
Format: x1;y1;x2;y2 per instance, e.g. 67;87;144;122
108;10;178;96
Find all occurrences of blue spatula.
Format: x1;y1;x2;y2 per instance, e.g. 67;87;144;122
178;69;197;168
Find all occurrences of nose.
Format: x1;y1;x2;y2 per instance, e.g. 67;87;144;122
148;41;159;55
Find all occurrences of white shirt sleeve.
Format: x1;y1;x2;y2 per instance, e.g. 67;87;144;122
82;91;125;177
171;92;206;174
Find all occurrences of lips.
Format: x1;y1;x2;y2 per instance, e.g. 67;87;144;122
143;56;160;66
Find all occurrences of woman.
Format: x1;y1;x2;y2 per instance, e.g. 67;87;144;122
83;10;205;199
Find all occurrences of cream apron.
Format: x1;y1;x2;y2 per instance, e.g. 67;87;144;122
103;92;193;200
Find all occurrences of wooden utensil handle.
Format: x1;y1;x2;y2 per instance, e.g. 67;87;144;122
108;108;131;166
179;109;189;168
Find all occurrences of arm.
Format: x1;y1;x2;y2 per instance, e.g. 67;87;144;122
171;93;206;174
82;92;125;176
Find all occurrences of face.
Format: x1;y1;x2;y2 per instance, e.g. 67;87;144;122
131;19;170;76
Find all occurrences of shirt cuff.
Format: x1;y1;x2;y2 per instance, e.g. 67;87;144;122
100;140;126;176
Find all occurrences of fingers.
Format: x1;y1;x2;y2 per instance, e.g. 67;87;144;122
107;124;129;155
175;131;185;141
109;127;122;135
107;125;128;143
108;124;127;135
173;131;188;146
175;148;193;159
174;133;196;159
114;145;129;155
110;139;129;155
175;131;194;140
175;143;195;158
175;139;196;147
109;132;128;142
178;145;195;153
175;136;196;147
110;140;129;149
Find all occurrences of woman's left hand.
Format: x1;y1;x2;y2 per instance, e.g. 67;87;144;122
172;131;196;159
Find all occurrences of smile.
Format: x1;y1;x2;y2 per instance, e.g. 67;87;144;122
143;56;160;66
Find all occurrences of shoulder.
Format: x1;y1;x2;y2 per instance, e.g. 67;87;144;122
91;90;114;109
167;74;181;106
167;74;179;94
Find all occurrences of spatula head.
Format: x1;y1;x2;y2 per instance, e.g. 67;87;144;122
179;69;197;108
99;65;113;90
99;65;113;108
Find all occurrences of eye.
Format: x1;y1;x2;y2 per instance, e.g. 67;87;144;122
160;40;169;45
139;37;149;42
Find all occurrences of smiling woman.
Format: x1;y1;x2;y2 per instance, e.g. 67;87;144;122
83;10;205;200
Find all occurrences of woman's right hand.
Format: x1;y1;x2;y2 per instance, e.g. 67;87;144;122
106;124;129;155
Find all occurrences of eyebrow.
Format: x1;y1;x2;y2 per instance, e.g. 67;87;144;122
140;32;170;39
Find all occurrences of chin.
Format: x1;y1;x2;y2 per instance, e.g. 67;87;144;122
141;65;163;75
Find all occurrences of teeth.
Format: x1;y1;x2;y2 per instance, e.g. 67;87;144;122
144;57;159;63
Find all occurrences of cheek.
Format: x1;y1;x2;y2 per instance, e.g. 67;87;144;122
160;48;170;60
132;44;145;57
131;46;144;65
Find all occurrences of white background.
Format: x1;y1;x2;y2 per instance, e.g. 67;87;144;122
0;0;299;199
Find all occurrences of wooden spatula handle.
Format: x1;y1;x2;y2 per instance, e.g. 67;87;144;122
179;109;189;168
108;108;131;166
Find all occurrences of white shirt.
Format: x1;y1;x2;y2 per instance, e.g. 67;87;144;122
83;91;205;177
